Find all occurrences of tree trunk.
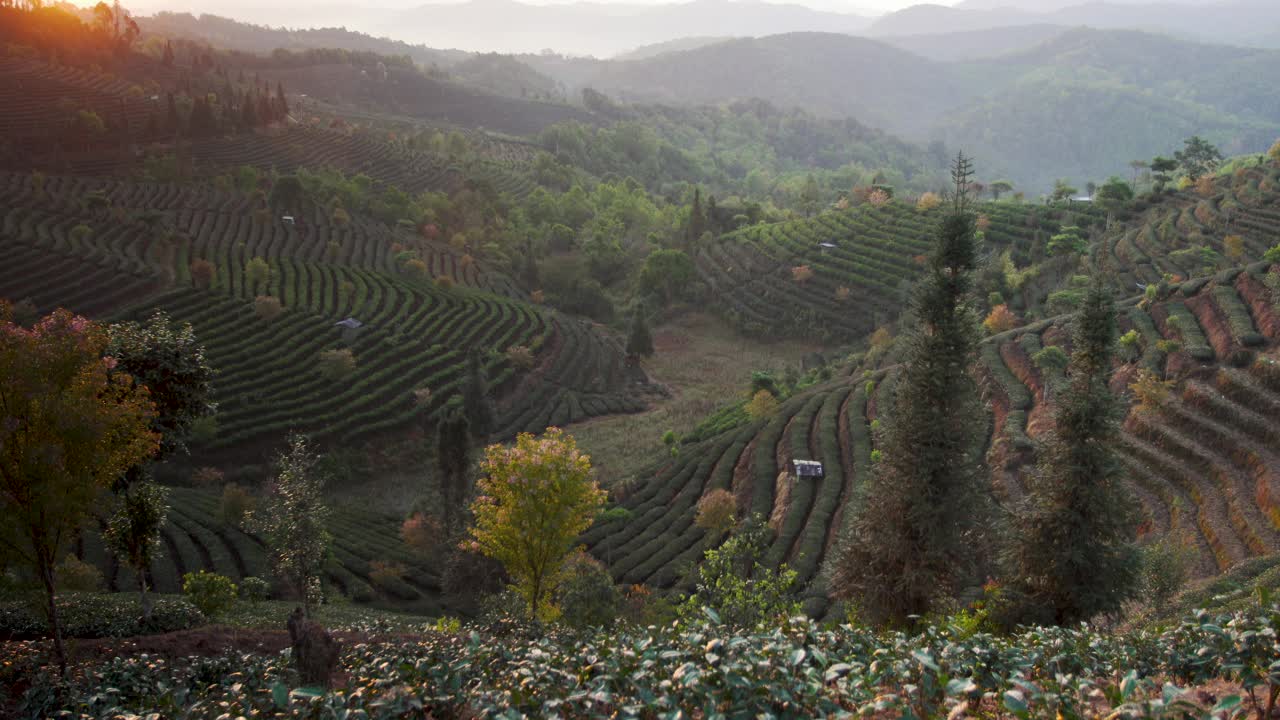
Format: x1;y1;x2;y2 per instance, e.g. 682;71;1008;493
137;566;153;621
38;554;67;677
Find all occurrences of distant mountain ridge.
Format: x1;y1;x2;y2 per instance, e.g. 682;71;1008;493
376;0;871;56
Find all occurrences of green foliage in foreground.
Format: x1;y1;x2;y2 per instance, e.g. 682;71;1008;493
17;602;1280;719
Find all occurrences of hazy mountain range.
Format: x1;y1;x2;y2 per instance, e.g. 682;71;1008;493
360;0;1280;56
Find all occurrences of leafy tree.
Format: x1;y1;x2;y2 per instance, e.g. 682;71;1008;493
269;175;304;211
1050;179;1077;204
254;295;283;321
251;434;331;617
1270;139;1280;163
831;153;987;627
626;309;654;360
1005;279;1139;625
467;428;605;620
982;304;1018;334
694;488;737;535
104;479;168;621
0;307;159;672
746;389;779;420
245;256;270;293
1094;176;1134;226
190;258;215;289
555;551;620;629
1223;235;1245;262
638;249;695;306
679;517;800;628
1174;136;1222;180
461;350;494;441
317;348;356;380
437;402;472;534
1048;226;1087;256
1150;156;1178;192
989;180;1014;201
107;312;216;462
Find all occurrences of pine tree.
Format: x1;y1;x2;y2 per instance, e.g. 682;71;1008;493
686;187;705;248
1005;278;1139;625
162;40;174;67
436;402;472;534
276;81;289;116
831;153;988;626
461;350;494;441
626;308;654;360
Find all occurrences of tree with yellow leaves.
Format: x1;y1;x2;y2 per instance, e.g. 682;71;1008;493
467;428;605;620
0;306;159;673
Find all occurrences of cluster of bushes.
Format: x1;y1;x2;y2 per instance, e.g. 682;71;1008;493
0;593;202;640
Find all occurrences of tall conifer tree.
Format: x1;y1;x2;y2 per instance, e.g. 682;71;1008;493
1005;277;1138;624
831;153;987;626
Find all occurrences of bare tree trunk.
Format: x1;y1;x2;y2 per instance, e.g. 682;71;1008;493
37;554;67;677
137;566;153;622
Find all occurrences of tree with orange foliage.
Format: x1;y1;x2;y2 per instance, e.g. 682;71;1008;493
791;265;814;283
867;189;890;207
0;306;159;673
1223;234;1245;261
983;304;1018;334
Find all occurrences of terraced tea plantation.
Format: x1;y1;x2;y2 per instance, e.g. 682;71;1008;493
1105;165;1280;290
698;200;1104;341
0;171;651;454
590;262;1280;613
76;487;445;612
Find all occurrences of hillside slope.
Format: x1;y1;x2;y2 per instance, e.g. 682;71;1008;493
587;262;1280;615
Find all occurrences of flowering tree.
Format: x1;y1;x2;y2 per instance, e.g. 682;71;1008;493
468;428;605;620
0;306;158;672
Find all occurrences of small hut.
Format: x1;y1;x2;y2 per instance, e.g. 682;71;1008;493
334;317;364;344
792;459;824;480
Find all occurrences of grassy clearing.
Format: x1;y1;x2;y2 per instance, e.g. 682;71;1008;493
571;312;819;489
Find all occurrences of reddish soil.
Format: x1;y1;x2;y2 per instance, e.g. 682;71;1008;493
1185;293;1235;359
1236;271;1280;340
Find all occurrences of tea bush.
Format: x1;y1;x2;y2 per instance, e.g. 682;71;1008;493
182;571;238;619
0;593;201;639
22;601;1280;719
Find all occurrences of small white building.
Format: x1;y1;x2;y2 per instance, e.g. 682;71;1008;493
792;459;824;479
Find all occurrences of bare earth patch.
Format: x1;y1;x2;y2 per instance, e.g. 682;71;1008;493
570;312;820;489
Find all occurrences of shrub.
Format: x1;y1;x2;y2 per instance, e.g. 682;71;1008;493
189;415;218;444
401;512;441;557
678;518;801;628
530;289;545;304
1140;537;1193;613
1117;329;1141;361
318;348;357;380
834;286;851;301
190;258;215;289
435;275;455;290
1263;243;1280;264
405;258;428;278
975;214;992;232
0;593;201;639
1195;174;1216;197
368;561;409;593
254;295;283;321
1223;234;1245;261
982;304;1018;334
56;555;103;593
219;483;255;527
746;389;778;420
916;192;941;211
245;257;270;288
555;551;620;629
239;576;270;603
192;466;224;486
1130;369;1173;412
790;265;814;283
182;571;237;618
867;189;890;207
505;344;535;370
695;489;738;534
